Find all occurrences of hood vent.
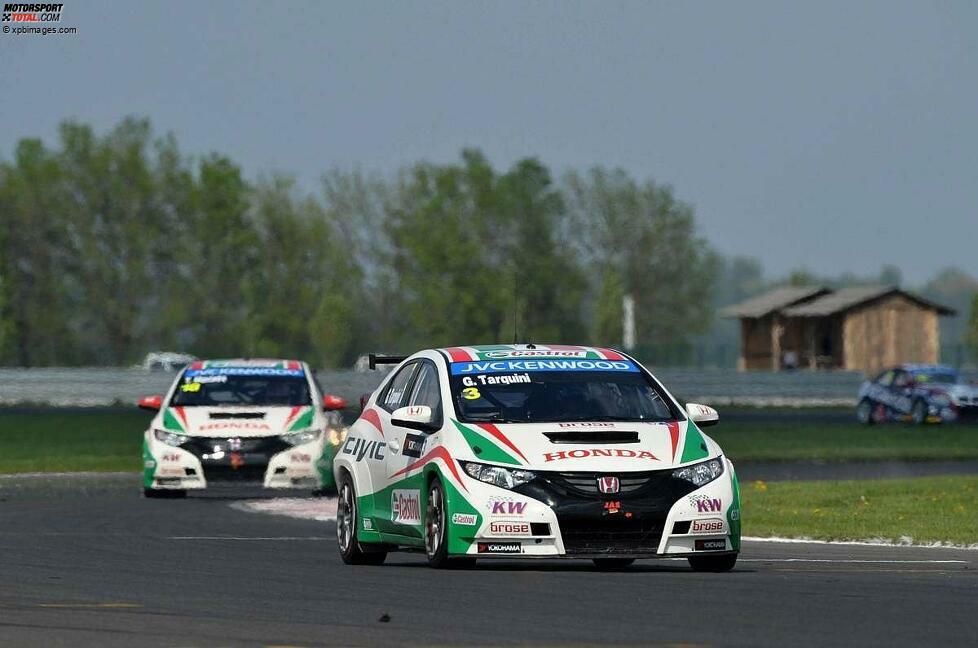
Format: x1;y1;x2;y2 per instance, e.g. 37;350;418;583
544;431;639;444
208;412;266;420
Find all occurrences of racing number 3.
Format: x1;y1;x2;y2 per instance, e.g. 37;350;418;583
461;387;481;400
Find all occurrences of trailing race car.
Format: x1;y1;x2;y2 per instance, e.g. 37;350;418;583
334;344;741;571
856;364;978;425
139;359;349;497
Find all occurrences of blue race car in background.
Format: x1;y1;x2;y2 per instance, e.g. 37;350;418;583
856;364;978;425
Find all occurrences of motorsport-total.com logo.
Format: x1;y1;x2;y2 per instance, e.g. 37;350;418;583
2;3;63;22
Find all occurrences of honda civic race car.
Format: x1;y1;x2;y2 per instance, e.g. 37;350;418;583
334;345;741;571
139;359;349;497
856;364;978;425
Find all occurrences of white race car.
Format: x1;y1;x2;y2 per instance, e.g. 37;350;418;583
139;358;348;497
334;345;741;571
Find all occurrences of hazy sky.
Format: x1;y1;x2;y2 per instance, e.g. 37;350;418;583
2;0;975;283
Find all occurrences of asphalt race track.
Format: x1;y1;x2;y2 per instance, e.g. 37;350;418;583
1;474;975;647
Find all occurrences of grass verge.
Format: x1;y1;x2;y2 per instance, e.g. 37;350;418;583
1;410;978;473
742;475;978;545
0;410;147;473
712;421;978;462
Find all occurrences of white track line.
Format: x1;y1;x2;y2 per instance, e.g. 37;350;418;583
226;501;977;553
168;536;330;541
736;558;966;564
0;471;137;480
745;536;978;551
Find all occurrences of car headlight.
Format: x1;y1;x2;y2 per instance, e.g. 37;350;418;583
326;426;348;446
153;428;188;447
672;458;724;487
280;429;322;446
461;461;536;489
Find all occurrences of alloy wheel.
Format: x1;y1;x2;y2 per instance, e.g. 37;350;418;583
425;484;444;557
337;482;355;553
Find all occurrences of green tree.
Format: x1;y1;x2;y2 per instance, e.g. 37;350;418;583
966;293;978;362
244;177;359;365
320;169;396;353
179;154;257;357
0;137;73;365
58;118;177;364
496;158;587;343
385;153;510;349
564;168;718;362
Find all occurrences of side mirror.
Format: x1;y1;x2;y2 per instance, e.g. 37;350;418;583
359;392;373;411
686;402;718;427
138;395;163;412
391;405;438;432
322;394;348;411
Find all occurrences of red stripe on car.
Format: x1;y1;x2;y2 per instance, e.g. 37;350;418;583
391;446;468;492
174;406;189;429
475;423;528;463
359;407;385;438
668;421;681;461
444;347;473;362
283;405;302;429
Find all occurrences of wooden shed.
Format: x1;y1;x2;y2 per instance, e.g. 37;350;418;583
722;285;955;374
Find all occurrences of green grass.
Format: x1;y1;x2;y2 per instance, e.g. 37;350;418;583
1;410;978;473
1;410;975;544
713;421;978;462
742;476;978;545
0;410;148;473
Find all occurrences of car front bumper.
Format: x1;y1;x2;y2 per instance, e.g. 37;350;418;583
143;432;337;490
445;458;741;559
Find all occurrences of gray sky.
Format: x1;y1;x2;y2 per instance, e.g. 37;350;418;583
2;0;975;283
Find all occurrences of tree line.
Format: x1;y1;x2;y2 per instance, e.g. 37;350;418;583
0;118;717;367
1;118;976;368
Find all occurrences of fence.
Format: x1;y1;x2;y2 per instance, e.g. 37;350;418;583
0;367;884;408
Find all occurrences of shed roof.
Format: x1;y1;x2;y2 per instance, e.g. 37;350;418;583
720;286;829;318
782;285;956;317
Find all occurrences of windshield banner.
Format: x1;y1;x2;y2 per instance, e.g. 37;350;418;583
450;359;639;375
185;367;304;377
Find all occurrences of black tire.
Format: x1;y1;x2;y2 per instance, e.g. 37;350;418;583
425;476;476;569
911;399;928;425
143;488;185;499
688;553;737;572
856;399;875;425
336;472;386;565
592;558;635;570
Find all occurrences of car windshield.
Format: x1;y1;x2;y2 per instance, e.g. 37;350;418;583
913;371;959;384
170;369;311;407
448;365;679;424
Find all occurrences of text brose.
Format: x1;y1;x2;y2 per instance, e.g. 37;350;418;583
489;522;530;535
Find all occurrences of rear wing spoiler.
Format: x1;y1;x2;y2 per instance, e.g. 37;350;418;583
368;354;408;370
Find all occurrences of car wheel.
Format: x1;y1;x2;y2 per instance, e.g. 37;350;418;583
336;472;386;565
592;558;635;570
856;399;874;425
143;488;185;499
911;399;928;425
425;476;476;569
688;553;737;572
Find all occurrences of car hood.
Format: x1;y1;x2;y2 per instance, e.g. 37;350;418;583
451;419;720;471
159;405;316;438
947;384;978;400
919;383;978;398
